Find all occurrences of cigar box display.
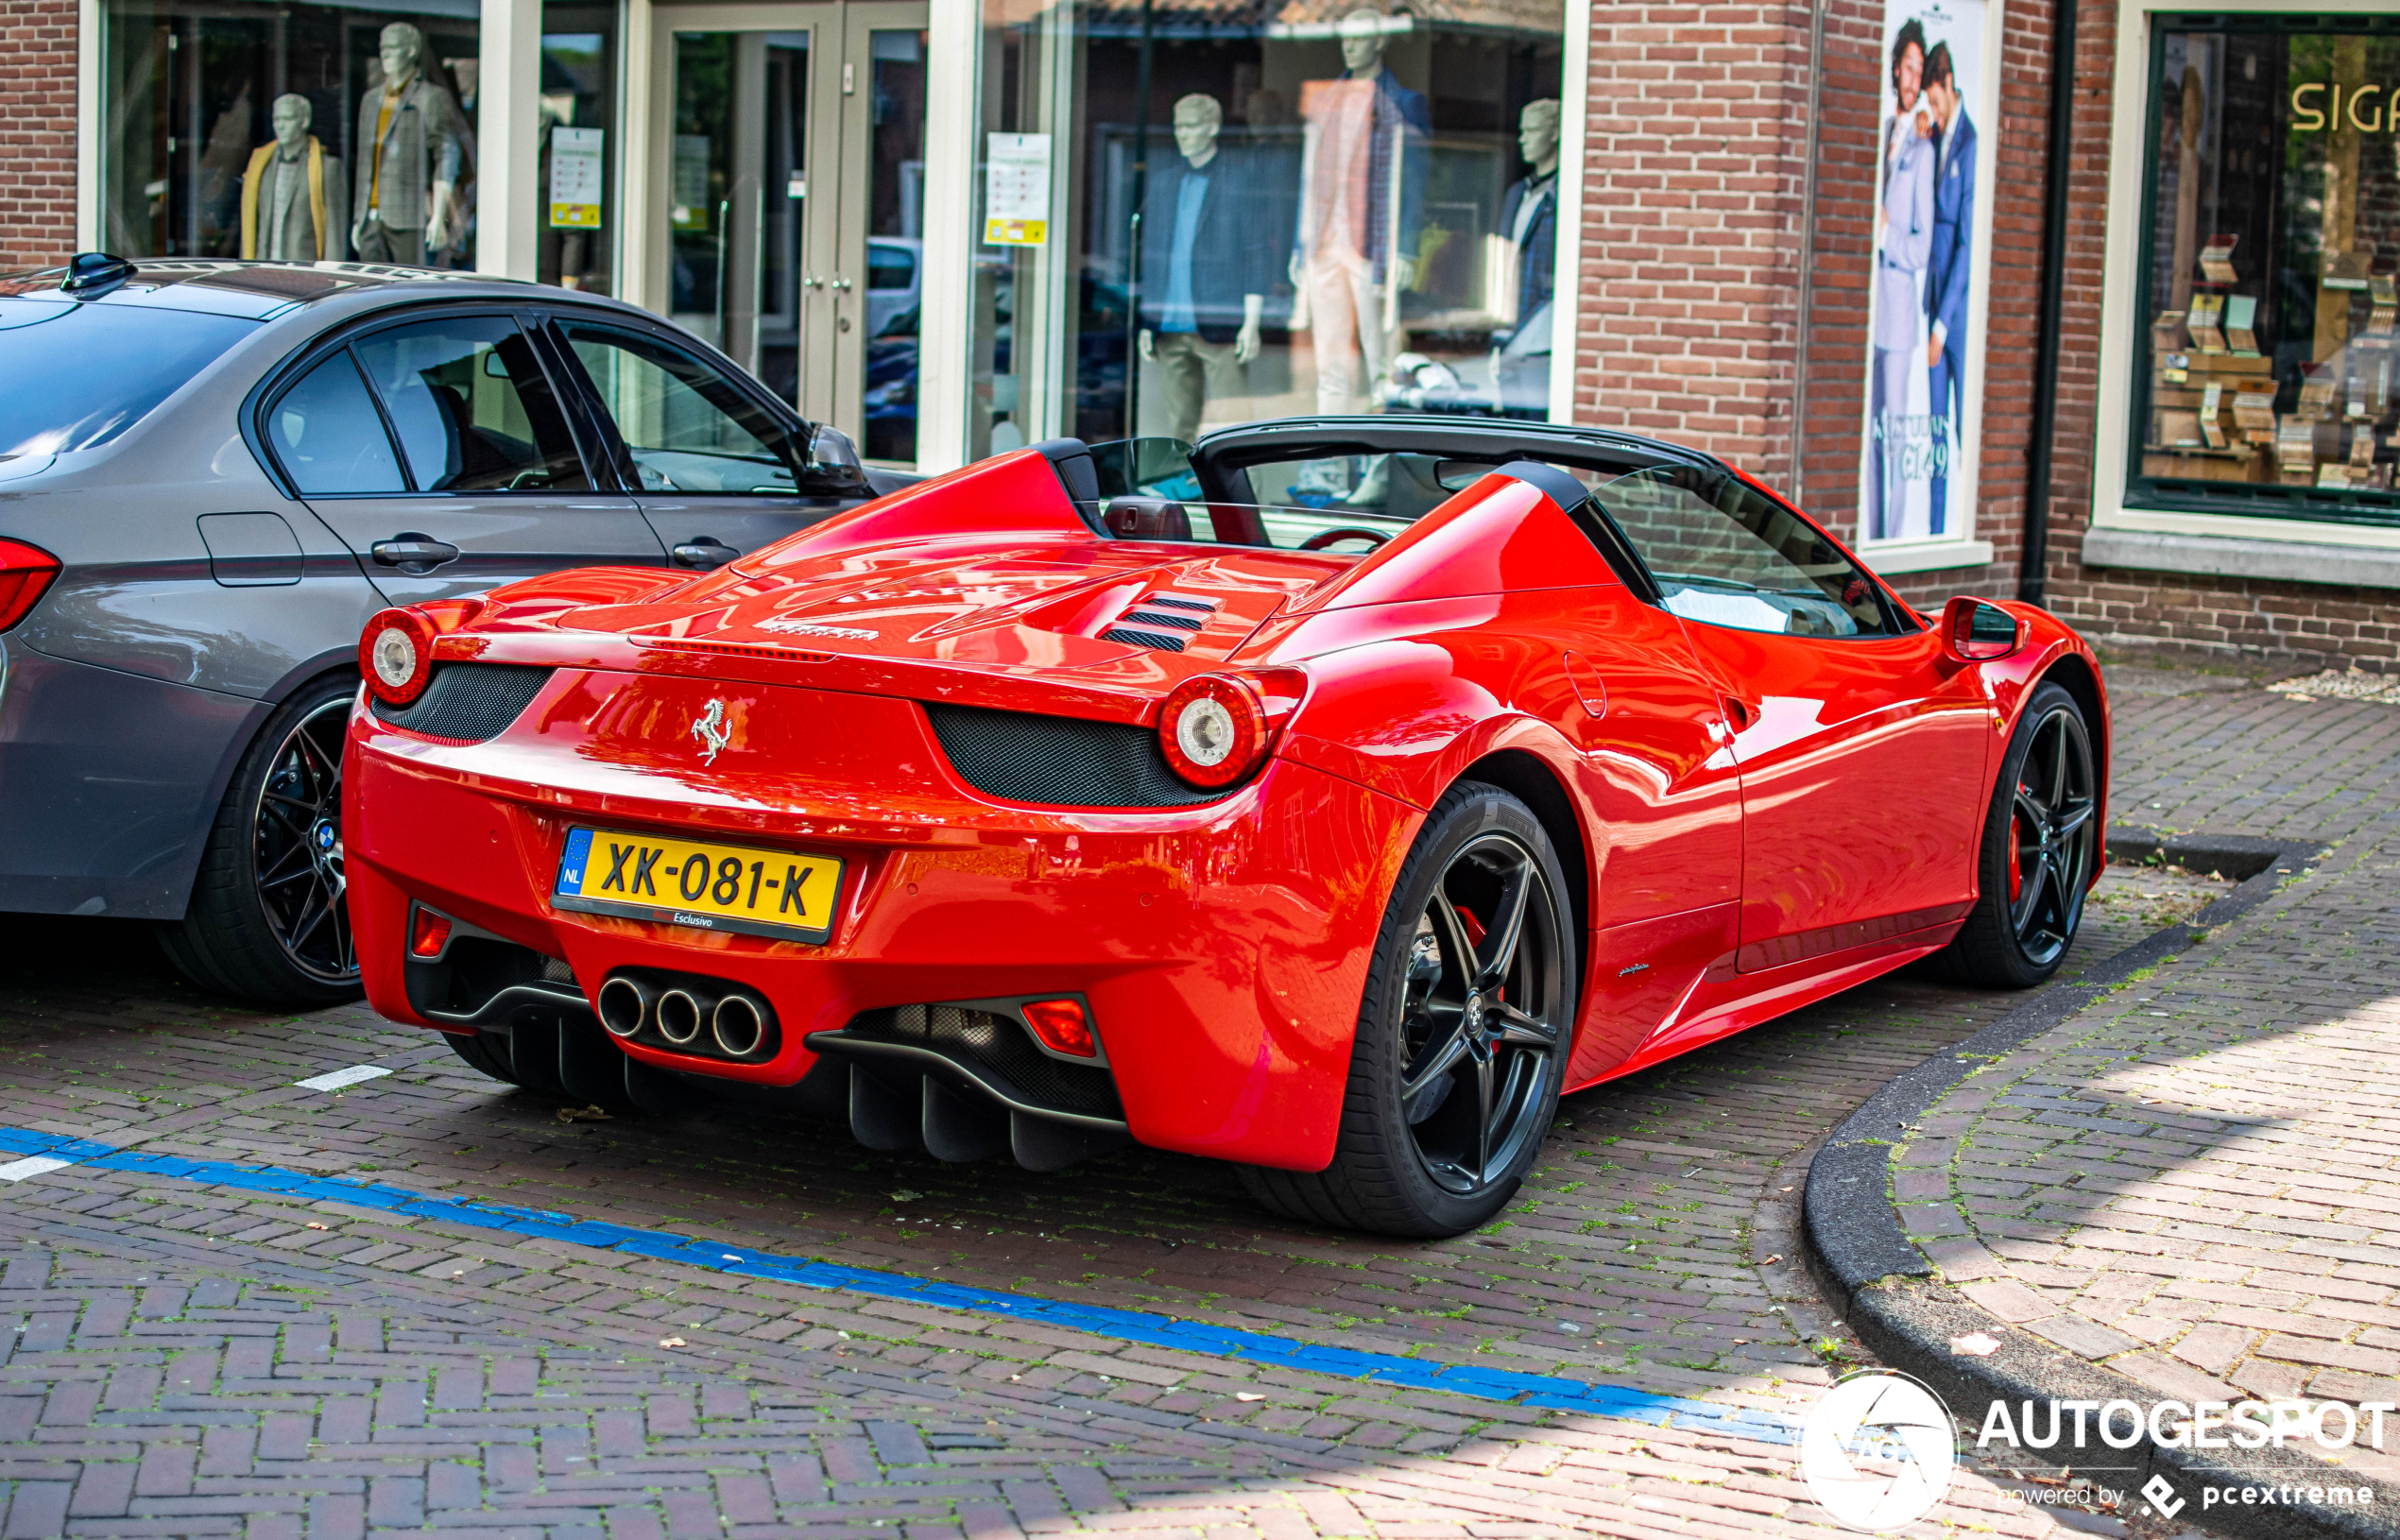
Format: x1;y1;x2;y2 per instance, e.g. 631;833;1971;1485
2186;294;2227;351
2201;233;2239;284
2225;294;2260;354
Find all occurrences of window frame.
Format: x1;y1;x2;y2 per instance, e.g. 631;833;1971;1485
246;302;614;502
2123;10;2400;531
540;313;818;499
2090;0;2400;557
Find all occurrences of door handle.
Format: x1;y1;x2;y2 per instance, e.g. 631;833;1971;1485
671;537;740;570
369;532;461;574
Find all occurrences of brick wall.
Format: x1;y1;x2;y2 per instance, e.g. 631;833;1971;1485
1570;1;1812;488
1569;0;2052;614
0;0;78;268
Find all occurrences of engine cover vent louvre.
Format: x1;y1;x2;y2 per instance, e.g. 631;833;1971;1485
925;702;1223;807
1143;594;1215;612
1098;625;1190;652
1119;607;1206;632
371;663;555;743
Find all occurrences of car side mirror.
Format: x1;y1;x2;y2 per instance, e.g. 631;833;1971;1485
1942;595;2022;662
796;423;871;496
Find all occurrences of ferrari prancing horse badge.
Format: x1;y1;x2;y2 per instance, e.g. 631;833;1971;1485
690;699;732;764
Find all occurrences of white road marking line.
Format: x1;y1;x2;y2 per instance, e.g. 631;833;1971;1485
0;1155;76;1182
295;1065;393;1093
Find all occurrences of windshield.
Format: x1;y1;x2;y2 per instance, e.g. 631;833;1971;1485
0;299;255;458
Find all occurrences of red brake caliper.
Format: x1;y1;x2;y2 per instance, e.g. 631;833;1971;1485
2007;791;2026;902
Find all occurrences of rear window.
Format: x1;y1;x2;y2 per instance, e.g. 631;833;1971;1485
0;299;255;458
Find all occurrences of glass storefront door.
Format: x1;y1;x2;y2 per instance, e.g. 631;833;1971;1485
657;3;927;466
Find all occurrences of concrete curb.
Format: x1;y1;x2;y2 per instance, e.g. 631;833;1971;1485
1800;829;2384;1540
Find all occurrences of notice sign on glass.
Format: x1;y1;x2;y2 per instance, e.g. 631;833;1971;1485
984;133;1050;247
549;128;605;230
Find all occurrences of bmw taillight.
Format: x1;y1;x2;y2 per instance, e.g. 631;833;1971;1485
0;539;61;631
1157;674;1272;790
360;607;437;706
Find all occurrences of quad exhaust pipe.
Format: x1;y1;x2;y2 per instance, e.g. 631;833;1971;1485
597;970;777;1060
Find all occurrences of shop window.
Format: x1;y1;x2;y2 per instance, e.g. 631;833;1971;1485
100;0;478;267
540;10;618;295
965;0;1564;459
2134;17;2400;525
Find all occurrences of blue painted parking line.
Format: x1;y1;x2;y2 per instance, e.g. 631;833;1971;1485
0;1123;1797;1445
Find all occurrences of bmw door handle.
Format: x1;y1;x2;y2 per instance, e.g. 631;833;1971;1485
671;537;739;570
370;533;462;574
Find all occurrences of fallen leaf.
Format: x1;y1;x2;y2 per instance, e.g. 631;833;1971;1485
891;1189;923;1202
1236;1393;1265;1402
305;1222;329;1231
557;1104;613;1123
1950;1331;2002;1357
1762;1254;1783;1265
658;1336;688;1349
1780;1186;1794;1193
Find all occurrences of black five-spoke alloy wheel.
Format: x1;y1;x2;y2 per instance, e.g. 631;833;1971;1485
161;676;367;1008
2006;700;2097;969
1934;678;2100;989
1243;781;1573;1236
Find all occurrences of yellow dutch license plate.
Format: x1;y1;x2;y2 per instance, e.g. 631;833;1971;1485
553;828;842;943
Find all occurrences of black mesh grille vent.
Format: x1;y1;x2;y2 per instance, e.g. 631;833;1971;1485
372;663;554;742
1098;625;1190;652
1100;593;1218;653
849;1003;1124;1120
924;702;1221;807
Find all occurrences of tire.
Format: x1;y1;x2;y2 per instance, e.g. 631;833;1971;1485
1929;680;2100;989
444;1030;521;1085
158;676;365;1009
1241;780;1575;1238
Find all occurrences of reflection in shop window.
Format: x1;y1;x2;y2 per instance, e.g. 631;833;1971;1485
964;0;1563;460
101;0;478;267
2134;18;2400;525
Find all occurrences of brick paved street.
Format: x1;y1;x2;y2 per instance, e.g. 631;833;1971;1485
0;658;2351;1538
1899;672;2400;1490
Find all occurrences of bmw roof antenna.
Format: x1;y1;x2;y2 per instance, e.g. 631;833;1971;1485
60;251;138;296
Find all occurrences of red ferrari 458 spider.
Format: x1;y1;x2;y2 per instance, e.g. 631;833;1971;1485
345;419;2106;1237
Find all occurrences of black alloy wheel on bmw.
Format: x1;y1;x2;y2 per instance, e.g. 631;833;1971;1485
1243;781;1573;1237
161;677;365;1008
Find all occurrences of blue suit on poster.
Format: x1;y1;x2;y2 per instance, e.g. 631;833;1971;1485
1925;108;1976;537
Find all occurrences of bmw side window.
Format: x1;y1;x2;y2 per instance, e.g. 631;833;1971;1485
351;317;592;494
1594;467;1894;638
266;351;408;496
558;323;807;495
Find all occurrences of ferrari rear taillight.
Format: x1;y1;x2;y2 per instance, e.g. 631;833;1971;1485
0;538;60;631
361;607;437;706
1158;675;1270;789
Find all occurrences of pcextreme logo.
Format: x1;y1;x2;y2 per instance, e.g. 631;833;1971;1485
1799;1371;1959;1531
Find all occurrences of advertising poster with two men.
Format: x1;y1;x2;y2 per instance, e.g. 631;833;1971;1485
1863;0;1993;546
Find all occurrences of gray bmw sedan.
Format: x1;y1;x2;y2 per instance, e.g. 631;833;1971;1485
0;253;885;1006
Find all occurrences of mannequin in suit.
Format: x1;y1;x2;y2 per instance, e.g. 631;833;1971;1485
351;23;466;266
1138;94;1276;444
1491;99;1559;413
241;94;348;261
1290;8;1429;414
